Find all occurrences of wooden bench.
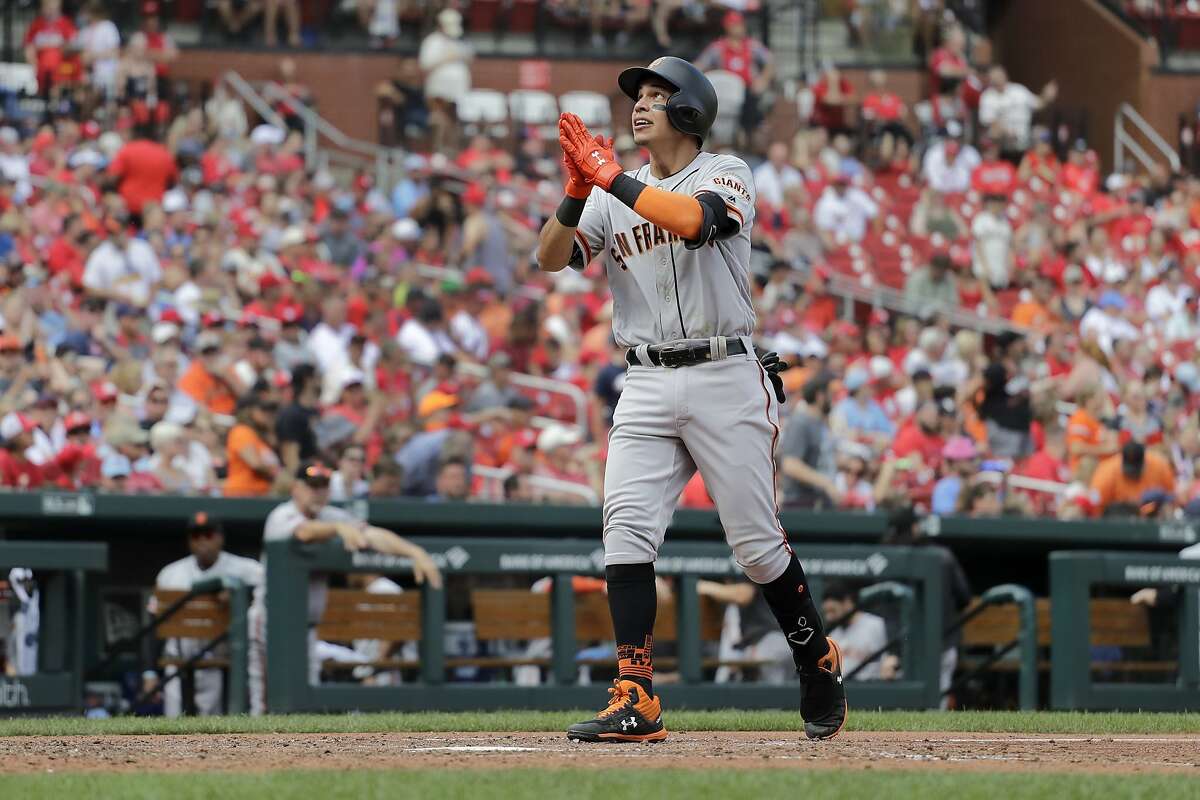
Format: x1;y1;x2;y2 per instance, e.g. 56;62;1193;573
467;589;757;674
153;590;233;671
317;590;424;672
961;597;1175;674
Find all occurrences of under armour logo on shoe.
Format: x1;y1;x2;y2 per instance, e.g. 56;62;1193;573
590;151;607;166
620;717;638;731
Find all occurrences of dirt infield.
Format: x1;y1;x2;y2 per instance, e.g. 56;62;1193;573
2;731;1199;776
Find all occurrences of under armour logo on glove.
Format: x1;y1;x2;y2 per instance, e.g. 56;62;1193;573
590;151;607;166
620;717;638;731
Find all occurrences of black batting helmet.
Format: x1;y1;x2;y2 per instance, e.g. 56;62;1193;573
618;56;718;144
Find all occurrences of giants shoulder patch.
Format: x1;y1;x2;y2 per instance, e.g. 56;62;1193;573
712;175;750;202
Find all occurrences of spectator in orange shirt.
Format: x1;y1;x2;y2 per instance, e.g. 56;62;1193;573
178;331;238;416
1090;442;1174;516
224;395;281;496
1066;386;1119;481
1010;274;1059;332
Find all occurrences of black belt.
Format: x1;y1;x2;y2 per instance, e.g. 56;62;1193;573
626;337;750;368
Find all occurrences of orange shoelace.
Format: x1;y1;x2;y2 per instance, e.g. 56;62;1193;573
596;680;634;719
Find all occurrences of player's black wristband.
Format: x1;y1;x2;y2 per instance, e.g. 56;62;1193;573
555;195;586;227
609;173;646;210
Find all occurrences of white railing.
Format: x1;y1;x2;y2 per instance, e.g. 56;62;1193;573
457;361;590;439
823;270;1026;336
473;463;600;505
1115;102;1181;174
977;471;1069;496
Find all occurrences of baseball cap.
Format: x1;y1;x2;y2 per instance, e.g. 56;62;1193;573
151;322;180;345
844;366;869;392
338;368;366;394
91;381;119;403
185;510;222;536
538;424;582;453
390;218;421;240
101;453;131;479
296;461;332;486
465;267;495;287
0;412;35;440
418;390;459;417
258;271;285;292
1098;290;1127;311
942;436;978;461
63;411;91;433
196;331;223;353
149;420;184;450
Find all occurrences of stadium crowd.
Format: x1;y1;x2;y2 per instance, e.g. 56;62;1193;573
0;1;1196;525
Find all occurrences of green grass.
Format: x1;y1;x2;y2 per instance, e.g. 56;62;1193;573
0;768;1194;800
3;709;1200;737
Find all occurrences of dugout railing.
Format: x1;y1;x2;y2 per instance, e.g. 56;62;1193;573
264;538;951;712
1050;551;1200;710
0;541;107;714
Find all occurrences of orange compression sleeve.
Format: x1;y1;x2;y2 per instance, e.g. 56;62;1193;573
629;186;704;242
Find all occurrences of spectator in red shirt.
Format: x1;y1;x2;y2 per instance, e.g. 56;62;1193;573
1017;129;1061;185
24;0;77;96
861;69;912;151
811;63;856;135
108;135;177;219
928;24;969;124
1061;139;1099;197
139;2;178;89
694;12;775;143
972;139;1016;197
891;399;948;469
0;413;45;489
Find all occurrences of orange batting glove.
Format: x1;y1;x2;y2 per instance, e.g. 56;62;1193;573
561;118;613;198
559;112;622;191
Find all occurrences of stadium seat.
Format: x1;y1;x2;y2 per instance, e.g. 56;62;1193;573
457;89;510;138
703;70;745;146
508;90;559;138
558;91;612;137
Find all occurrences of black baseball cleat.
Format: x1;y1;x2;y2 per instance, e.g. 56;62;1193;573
799;637;848;740
567;679;668;743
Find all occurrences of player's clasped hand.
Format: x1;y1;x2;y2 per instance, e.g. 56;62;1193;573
559;112;621;190
759;351;789;404
562;127;613;199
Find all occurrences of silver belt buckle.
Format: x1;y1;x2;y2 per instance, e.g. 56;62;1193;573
657;341;694;368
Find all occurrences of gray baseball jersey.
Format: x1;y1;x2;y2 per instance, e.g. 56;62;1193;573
578;151;793;586
261;500;362;622
571;152;757;347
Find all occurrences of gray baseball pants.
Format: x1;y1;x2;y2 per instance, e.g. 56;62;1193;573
603;337;793;584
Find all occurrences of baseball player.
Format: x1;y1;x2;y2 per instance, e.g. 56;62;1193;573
536;57;847;742
154;512;263;717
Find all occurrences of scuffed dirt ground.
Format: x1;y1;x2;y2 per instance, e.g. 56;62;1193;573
2;731;1199;775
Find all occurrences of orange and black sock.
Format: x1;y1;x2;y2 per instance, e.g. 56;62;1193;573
606;562;657;698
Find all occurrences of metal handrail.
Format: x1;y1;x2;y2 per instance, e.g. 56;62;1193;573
976;471;1069;496
218;70;288;132
473;463;600;505
824;270;1027;336
1115;102;1181;173
458;361;590;437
